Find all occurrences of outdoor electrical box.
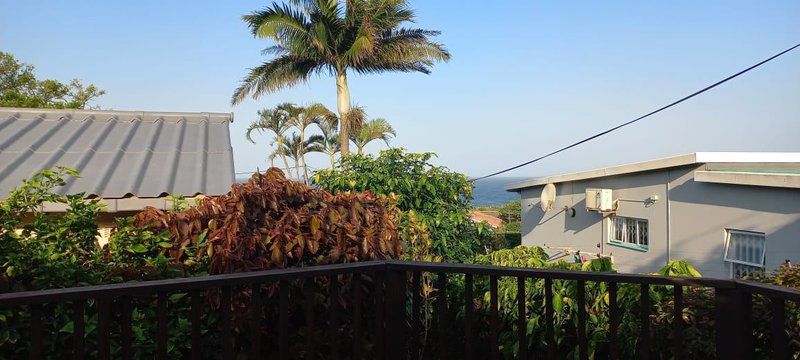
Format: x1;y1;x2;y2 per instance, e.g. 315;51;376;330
585;188;613;212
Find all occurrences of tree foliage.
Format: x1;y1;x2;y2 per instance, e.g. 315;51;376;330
314;148;493;262
232;0;449;155
0;51;105;109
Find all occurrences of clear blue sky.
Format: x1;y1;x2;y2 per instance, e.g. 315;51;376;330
2;1;798;179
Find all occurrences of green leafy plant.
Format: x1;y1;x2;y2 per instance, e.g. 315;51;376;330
314;148;493;262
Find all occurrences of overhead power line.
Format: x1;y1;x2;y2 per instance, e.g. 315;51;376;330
470;42;800;182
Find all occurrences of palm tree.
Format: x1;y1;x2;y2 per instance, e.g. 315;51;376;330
281;133;324;182
351;118;396;154
246;107;292;175
315;115;341;168
231;0;449;156
283;103;335;182
280;133;304;181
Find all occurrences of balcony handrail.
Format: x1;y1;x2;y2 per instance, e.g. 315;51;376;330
2;259;798;306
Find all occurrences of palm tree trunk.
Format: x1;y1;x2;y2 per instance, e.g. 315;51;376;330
277;138;291;177
300;127;309;183
336;71;351;157
329;152;335;168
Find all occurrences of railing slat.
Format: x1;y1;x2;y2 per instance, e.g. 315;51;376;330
190;290;202;360
97;298;111;360
464;273;474;360
120;297;132;360
279;281;289;360
672;285;684;359
250;284;262;359
221;286;233;360
577;280;587;360
490;275;499;360
352;274;363;360
411;271;421;360
771;298;788;360
517;277;527;360
306;278;316;360
437;272;449;360
544;278;555;360
609;282;619;360
157;292;168;360
374;271;385;360
329;275;340;360
29;304;42;360
385;269;408;360
714;288;754;359
73;300;85;360
639;284;650;360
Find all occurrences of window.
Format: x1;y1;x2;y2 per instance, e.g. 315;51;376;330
608;216;648;251
724;230;766;277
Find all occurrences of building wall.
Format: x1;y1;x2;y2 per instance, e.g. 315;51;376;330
519;166;800;278
668;170;800;278
520;169;675;274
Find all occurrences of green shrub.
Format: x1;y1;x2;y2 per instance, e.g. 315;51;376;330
314;148;493;262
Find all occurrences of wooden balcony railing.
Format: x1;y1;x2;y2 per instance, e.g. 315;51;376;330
0;260;798;359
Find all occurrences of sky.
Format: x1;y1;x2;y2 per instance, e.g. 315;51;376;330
1;1;798;180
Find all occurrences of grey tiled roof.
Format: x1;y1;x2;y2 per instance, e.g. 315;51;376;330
0;108;235;199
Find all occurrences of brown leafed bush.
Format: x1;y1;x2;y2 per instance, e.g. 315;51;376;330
134;168;402;274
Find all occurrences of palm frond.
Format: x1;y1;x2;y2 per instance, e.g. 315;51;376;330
231;55;321;105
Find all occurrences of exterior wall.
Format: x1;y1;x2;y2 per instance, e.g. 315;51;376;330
520;169;675;274
668;171;800;278
519;166;800;278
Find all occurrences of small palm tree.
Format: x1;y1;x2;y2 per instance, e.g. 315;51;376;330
232;0;449;156
351;118;396;155
314;115;340;168
282;102;331;182
281;133;325;182
246;107;291;175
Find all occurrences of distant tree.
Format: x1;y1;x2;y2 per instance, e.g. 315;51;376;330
246;106;292;175
351;118;396;155
280;133;322;181
283;103;335;182
231;0;449;156
314;115;341;168
0;51;105;109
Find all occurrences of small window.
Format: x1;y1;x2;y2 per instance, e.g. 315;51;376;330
724;230;765;277
609;216;648;251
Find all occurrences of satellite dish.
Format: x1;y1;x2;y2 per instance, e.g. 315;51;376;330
540;183;556;212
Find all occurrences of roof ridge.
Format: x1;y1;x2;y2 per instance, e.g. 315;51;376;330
0;107;233;123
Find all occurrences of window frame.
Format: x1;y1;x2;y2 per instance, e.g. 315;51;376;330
723;229;766;268
607;215;649;252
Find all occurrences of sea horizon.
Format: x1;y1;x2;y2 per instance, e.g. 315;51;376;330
470;176;527;207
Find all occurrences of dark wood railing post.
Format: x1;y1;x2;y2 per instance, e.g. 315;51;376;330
385;268;407;360
771;298;788;360
73;300;85;360
97;297;111;360
490;275;499;360
436;272;449;360
638;283;650;360
464;274;474;360
29;304;42;360
715;287;753;359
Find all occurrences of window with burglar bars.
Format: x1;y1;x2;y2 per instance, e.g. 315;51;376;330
724;229;766;278
609;216;649;251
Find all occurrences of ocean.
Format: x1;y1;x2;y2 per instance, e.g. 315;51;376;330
470;177;526;206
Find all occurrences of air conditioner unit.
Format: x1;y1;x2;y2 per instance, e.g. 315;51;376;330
585;188;613;212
